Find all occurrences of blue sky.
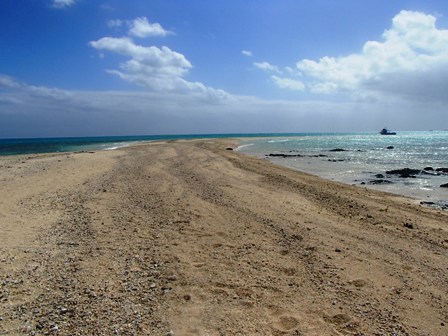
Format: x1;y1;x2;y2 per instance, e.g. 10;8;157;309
1;0;448;137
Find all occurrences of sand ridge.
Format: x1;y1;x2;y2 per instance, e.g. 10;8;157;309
1;139;447;335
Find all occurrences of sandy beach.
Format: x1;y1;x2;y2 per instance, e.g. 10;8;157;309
1;139;447;335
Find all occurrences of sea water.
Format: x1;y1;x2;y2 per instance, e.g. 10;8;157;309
0;133;316;156
237;131;448;207
0;134;256;156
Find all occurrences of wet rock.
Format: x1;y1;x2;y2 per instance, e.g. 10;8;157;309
436;168;448;174
387;146;394;149
329;148;347;152
440;183;448;188
375;174;385;178
368;179;393;185
385;168;421;178
267;153;304;158
424;167;434;171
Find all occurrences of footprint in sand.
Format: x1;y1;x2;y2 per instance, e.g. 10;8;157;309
324;313;351;326
271;315;300;332
349;279;369;288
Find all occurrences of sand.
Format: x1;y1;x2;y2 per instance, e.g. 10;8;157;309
1;139;447;335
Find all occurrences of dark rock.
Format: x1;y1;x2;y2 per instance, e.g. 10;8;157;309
436;168;448;174
387;146;394;149
386;168;421;178
368;179;393;185
404;223;414;229
424;167;434;171
329;148;348;152
335;248;342;253
375;174;385;178
267;153;304;158
440;183;448;188
225;147;233;151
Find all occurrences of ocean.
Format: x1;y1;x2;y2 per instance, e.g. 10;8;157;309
236;131;448;208
0;134;268;156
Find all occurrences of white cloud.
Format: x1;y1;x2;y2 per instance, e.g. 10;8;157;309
242;50;253;57
52;0;76;8
90;37;189;88
128;17;173;38
254;61;280;73
292;10;448;102
89;36;227;98
108;19;123;28
271;76;305;91
0;74;71;102
0;75;22;89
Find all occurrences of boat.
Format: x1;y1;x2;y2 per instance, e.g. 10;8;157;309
380;128;396;135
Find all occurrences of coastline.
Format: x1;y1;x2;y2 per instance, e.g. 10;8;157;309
235;132;448;209
1;139;447;335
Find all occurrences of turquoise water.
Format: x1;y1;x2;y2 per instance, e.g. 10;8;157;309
237;131;448;206
0;133;286;156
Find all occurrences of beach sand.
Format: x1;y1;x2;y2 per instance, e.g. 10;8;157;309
1;139;447;335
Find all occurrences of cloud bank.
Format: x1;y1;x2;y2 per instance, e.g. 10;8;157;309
1;73;445;138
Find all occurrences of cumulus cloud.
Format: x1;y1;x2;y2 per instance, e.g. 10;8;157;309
52;0;76;8
242;50;253;57
90;16;230;98
254;61;280;73
128;17;173;38
292;10;448;102
252;11;448;102
90;35;227;99
90;37;189;90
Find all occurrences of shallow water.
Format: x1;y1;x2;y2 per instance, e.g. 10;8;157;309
237;132;448;206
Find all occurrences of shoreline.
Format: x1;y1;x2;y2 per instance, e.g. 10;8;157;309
235;135;448;210
1;139;447;335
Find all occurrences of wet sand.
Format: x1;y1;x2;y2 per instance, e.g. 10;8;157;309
1;139;447;335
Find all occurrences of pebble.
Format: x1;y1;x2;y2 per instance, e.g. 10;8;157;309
404;222;414;229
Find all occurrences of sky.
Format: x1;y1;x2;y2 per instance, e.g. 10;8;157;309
1;0;448;138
